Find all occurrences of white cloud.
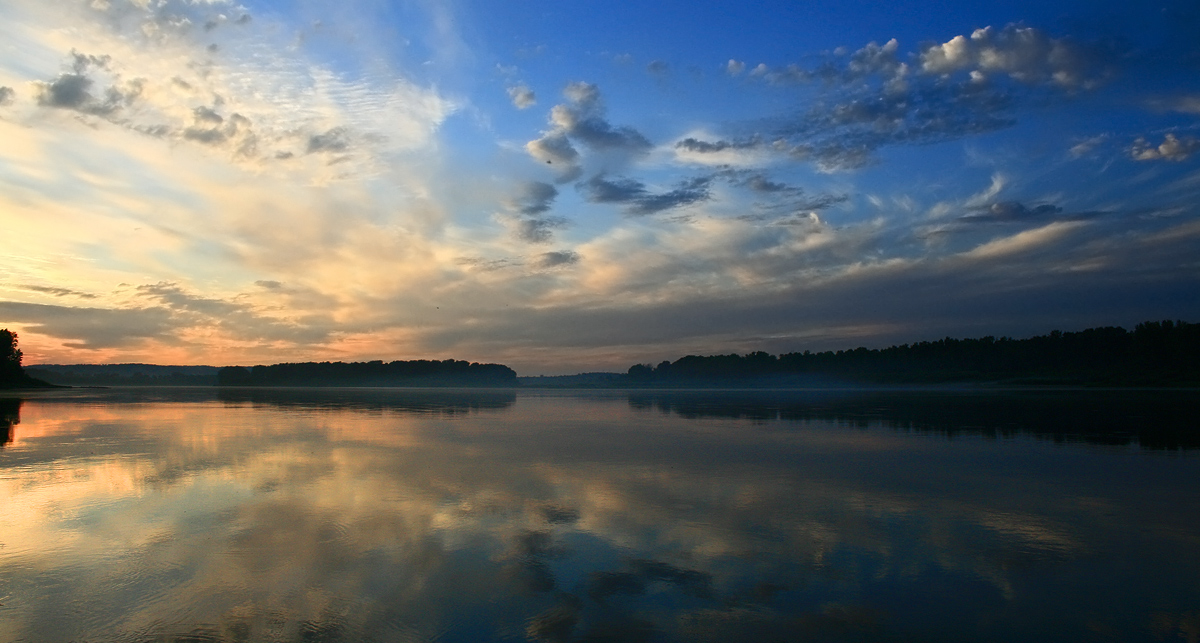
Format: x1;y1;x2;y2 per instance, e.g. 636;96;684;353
920;24;1105;89
959;221;1085;260
507;84;535;109
1130;134;1200;162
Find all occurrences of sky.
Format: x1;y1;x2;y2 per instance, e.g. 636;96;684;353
1;0;1198;374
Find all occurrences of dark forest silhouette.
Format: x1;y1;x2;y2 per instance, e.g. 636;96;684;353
0;330;53;389
217;359;517;387
624;320;1200;386
627;389;1200;450
17;319;1200;388
25;364;218;387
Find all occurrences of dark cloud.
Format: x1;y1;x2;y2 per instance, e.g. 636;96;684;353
534;251;580;269
255;280;284;290
526;132;582;182
516;217;568;244
34;52;142;117
134;281;332;344
183;125;227;145
0;87;14;106
682;80;1015;172
698;27;1114;172
502;182;567;244
37;74;97;110
192;105;223;124
719;170;850;215
646;60;670;77
510;182;559;216
675;137;761;154
0;301;175;349
181;107;256;156
70;51;111;73
455;257;520;272
307;127;351;154
13;285;98;299
527;82;652;181
580;175;712;215
421;216;1200;362
961;201;1064;223
779;84;1016;170
563;115;652;152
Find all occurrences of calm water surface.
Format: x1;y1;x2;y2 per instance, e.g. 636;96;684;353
0;388;1198;642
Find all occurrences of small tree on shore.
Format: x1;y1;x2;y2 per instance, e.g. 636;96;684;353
0;329;22;373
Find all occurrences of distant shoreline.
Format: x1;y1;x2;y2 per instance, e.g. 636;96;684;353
22;319;1200;390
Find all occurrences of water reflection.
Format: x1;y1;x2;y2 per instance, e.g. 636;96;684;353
629;389;1200;449
0;398;18;446
0;389;1197;642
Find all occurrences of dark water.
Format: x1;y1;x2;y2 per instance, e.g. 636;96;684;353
0;387;1198;643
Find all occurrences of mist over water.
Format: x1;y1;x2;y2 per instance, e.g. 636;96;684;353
0;388;1197;642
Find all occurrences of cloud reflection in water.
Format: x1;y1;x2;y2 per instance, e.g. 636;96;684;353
0;389;1197;642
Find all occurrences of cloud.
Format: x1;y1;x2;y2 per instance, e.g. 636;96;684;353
848;38;905;79
672;136;770;167
0;87;14;106
515;217;568;244
1154;95;1200;115
134;282;333;344
696;27;1112;172
499;182;566;244
1068;134;1108;158
0;301;175;349
958;220;1085;260
726;60;745;76
534;251;580;269
11;285;99;299
307;127;352;154
676;138;758;155
526;132;582;181
33;51;144;117
181;107;257;156
685;78;1017;172
10;1;455;178
508;84;536;109
1130;134;1200;162
646;60;669;77
919;25;1108;89
960;201;1064;223
580;175;712;215
526;82;652;181
509;181;559;215
721;171;849;214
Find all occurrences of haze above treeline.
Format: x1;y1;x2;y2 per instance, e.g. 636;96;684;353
12;320;1199;389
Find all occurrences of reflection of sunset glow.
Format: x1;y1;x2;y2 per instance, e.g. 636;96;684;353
1;392;1198;642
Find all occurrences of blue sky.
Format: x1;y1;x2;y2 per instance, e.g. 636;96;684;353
0;0;1198;373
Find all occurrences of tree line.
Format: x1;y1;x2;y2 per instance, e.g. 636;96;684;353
624;320;1200;386
217;359;517;387
0;330;53;389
